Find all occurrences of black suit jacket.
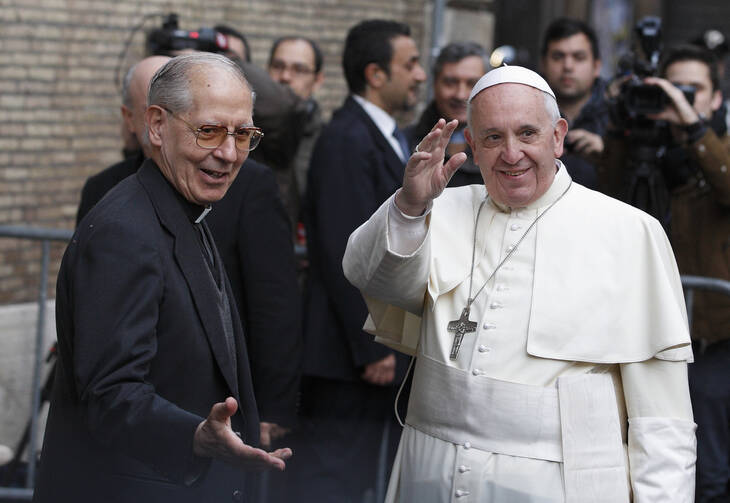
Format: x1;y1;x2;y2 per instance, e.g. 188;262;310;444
303;96;406;381
76;156;302;427
35;162;259;503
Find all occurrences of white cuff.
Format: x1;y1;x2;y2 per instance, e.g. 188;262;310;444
628;417;696;502
387;194;431;255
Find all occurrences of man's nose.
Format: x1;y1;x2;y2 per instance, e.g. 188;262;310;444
414;63;427;82
456;82;471;102
215;134;239;163
500;136;524;164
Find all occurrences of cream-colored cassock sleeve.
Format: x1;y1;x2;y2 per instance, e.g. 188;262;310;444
387;196;697;502
621;359;696;502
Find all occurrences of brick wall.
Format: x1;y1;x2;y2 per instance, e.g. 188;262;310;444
0;0;428;304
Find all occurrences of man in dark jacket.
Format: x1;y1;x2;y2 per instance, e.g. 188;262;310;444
76;55;302;452
289;19;425;503
35;53;291;503
405;41;488;187
540;17;609;189
600;45;730;502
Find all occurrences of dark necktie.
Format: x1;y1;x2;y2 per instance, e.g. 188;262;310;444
392;126;411;163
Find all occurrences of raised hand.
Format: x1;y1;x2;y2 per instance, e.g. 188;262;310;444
194;397;293;471
395;119;467;216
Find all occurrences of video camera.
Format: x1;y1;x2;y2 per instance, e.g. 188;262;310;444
146;13;229;56
614;16;695;118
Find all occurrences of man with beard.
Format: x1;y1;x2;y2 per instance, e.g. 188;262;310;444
289;19;426;502
405;41;488;187
540;17;608;189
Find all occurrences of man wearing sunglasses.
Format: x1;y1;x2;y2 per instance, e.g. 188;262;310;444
36;53;292;503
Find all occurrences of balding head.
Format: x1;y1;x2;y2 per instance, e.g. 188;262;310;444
121;55;170;154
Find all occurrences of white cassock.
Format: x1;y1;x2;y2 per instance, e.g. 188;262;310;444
343;163;696;502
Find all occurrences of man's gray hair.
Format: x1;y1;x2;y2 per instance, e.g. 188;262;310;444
148;53;251;114
467;88;562;130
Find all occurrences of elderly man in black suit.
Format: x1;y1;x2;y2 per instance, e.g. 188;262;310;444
34;53;291;503
76;54;302;452
288;19;426;502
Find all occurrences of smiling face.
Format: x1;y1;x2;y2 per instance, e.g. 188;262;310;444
148;66;253;205
466;83;567;207
433;55;486;125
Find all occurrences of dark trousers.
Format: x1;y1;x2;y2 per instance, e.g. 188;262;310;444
690;339;730;503
277;376;403;503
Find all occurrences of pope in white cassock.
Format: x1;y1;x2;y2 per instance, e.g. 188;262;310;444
342;66;697;502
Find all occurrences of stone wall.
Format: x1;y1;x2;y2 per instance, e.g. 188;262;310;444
0;0;429;304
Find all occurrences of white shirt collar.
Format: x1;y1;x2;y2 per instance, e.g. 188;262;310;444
352;94;407;161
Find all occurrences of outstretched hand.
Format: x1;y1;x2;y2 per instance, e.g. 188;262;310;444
194;397;293;471
395;119;467;216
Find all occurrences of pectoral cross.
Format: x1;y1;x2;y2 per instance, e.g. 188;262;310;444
448;307;477;360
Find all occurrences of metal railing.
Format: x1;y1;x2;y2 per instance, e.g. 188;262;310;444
1;221;728;502
0;225;73;502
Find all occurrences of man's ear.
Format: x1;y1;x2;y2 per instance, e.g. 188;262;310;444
364;62;386;89
312;71;325;94
553;118;569;158
145;106;165;148
121;105;135;134
465;127;474;151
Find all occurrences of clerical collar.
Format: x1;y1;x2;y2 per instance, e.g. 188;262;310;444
489;160;572;213
176;191;212;224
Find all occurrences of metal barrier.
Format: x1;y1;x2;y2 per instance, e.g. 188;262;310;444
0;225;73;502
681;275;730;330
1;222;726;502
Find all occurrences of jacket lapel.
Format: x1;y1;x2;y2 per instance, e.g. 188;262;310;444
345;96;406;182
137;161;240;400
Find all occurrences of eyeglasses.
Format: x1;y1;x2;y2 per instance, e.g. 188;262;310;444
269;60;315;76
162;107;263;152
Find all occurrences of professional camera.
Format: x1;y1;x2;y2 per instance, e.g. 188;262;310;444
613;16;695;119
146;13;229;56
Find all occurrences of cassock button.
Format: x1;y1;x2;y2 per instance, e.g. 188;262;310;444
472;369;481;376
463;441;472;449
232;489;244;502
506;245;515;252
458;465;471;473
455;489;470;497
490;301;502;309
478;345;490;353
510;223;522;231
483;322;495;330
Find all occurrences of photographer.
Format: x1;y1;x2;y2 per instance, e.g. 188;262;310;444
601;44;730;503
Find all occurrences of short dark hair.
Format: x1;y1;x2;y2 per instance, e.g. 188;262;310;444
433;41;488;78
214;24;251;63
268;36;324;74
342;19;411;95
661;44;720;92
541;17;600;61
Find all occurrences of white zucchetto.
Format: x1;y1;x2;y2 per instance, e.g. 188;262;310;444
468;65;556;103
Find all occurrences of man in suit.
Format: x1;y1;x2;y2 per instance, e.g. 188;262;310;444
76;55;302;452
287;19;426;502
35;53;291;503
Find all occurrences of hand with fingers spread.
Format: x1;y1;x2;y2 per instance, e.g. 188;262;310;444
395;119;467;216
194;397;293;471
